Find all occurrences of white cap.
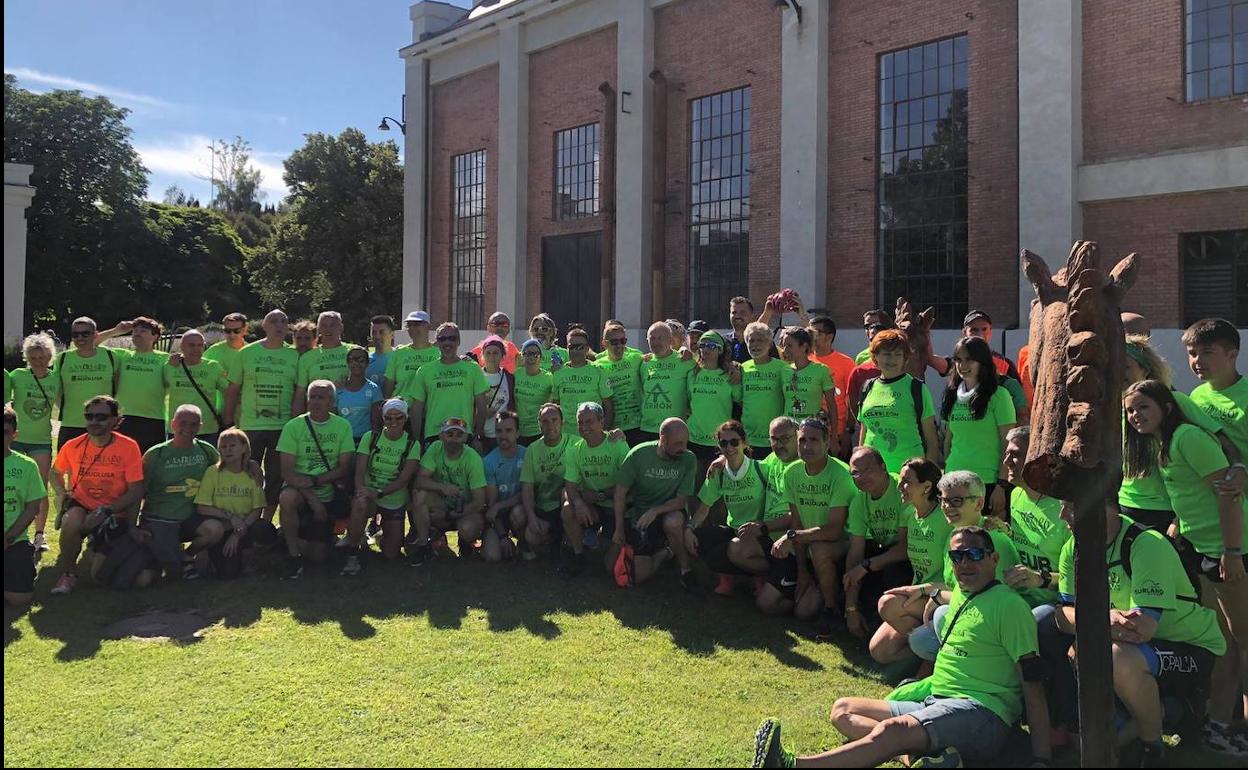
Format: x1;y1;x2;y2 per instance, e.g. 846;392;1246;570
404;310;431;324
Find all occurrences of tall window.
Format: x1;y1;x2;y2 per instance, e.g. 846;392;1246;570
688;86;751;325
1185;0;1248;101
554;123;600;219
451;150;487;327
877;36;969;328
1182;229;1247;326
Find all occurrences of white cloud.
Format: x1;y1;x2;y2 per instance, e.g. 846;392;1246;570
5;66;173;108
136;134;289;204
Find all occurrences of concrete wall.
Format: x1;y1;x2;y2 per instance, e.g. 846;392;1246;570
4;163;35;344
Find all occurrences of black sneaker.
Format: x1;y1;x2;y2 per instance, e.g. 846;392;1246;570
408;543;432;567
283;556;304;580
816;607;845;639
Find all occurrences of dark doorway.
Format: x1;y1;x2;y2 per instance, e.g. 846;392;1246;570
542;231;603;338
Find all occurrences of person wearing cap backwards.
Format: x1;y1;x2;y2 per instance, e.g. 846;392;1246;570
594;321;645;446
470;312;521;373
275;380;356;580
408;415;487;565
339;399;422;575
410;322;490;447
514;338;555;446
553;325;614;439
930;310;1029;421
384;310;440;404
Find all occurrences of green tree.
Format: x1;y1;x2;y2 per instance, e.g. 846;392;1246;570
246;128;402;337
209;136;264;215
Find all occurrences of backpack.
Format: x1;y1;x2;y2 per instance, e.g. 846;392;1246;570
1110;521;1203;604
860;375;927;450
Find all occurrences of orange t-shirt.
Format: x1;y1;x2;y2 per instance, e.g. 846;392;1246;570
470;339;520;373
53;432;144;512
810;350;856;434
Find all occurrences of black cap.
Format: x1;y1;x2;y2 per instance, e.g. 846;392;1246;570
687;320;711;333
963;309;992;326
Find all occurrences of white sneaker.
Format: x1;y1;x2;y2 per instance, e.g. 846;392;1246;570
32;532;49;551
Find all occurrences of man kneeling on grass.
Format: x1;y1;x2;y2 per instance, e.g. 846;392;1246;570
407;416;487;565
752;525;1051;768
604;417;699;591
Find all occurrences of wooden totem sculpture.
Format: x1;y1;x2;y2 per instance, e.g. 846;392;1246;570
893;297;936;382
1021;240;1139;768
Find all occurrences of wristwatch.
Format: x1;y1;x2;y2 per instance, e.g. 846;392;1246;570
861;558;873;572
926;584;942;604
1039;567;1052;589
785;528;798;543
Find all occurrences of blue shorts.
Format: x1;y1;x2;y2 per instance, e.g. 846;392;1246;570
11;441;52;456
887;696;1011;762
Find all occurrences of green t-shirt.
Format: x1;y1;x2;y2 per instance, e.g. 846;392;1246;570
758;453;798;522
114;348;171;420
945;387;1016;486
55;347;119;429
228;342;300;431
858;374;934;473
1161;423;1247;557
163;359;230;434
296;344;359;388
686;368;742;447
385;345;441;401
541;345;569;372
275;413;356;502
784;361;835;421
1189;376;1248;463
854;348;872;365
564;435;631;507
9;368;59;445
921;583;1038;726
202;340;243;386
593;350;644;431
357;430;422;510
846;473;910;547
783;458;855;529
421;441;487;494
1119;391;1224;511
1007;488;1070;607
942;529;1020;588
617;442;696;520
141;439;220;522
412;359;489;439
553;363;614;435
697;457;773;529
520;434;574;511
4;450;45;544
513;367;556;438
639;353;696;433
906;508;953;585
740;358;788;448
194;465;265;518
1059;516;1226;656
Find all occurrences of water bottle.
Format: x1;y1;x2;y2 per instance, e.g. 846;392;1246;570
551;349;563;368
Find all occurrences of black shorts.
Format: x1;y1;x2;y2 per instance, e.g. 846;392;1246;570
178;513;212;542
1195;550;1248;584
1120;505;1174;531
602;515;667;557
56;425;88;449
378;504;407;523
245;430;283;507
768;553;799;599
118;416;166;454
1149;638;1216;700
4;541;36;594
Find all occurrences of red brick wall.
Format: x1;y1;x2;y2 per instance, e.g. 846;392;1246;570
654;0;782;322
525;25;618;323
827;1;1019;329
430;65;500;326
1082;0;1245;164
1082;189;1248;327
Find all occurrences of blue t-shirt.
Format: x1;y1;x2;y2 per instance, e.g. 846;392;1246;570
484;445;526;502
336;380;383;439
366;350;391;389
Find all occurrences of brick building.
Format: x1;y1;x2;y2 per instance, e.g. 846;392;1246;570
397;0;1246;374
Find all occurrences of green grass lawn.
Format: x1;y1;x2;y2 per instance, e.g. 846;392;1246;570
3;533;1239;767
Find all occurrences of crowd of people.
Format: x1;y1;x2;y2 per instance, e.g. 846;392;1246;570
3;294;1245;768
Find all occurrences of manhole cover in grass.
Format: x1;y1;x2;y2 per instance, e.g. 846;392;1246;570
102;610;213;642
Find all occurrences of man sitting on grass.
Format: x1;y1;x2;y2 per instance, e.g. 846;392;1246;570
5;405;44;607
408;416;487;565
752;525;1051;768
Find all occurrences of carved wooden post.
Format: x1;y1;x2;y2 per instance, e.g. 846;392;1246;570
1021;241;1138;768
893;297;935;382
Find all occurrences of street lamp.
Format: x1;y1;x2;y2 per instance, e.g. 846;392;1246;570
378;116;406;134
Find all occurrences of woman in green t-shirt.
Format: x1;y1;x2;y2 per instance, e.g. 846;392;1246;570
856;329;941;472
685;331;740;476
9;333;59;552
527;313;569;371
940;336;1016;515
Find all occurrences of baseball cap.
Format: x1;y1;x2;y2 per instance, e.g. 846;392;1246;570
520;338;543;353
687;320;711;334
382;398;408;416
963;310;992;326
404;310;431;324
439;416;469;435
481;334;506;352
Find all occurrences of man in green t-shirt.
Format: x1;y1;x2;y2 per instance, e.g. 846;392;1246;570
226;309;299;517
384;311;440;402
293;311;359;414
113;316;171;453
1056;503;1227;767
1000;426;1069;608
138;405;222;581
605;417;697;590
410;322;490;442
55;315;123;446
520;403;574;561
4;405;44;606
638;322;696;440
1184;318;1248;484
724;416;801;580
753;526;1052;769
166;329;230;443
842;447;914;639
409;415;487;565
740;322;789;454
560;401;629;577
552;327;614;436
203;312;248;384
276;380;356;579
594;323;644;443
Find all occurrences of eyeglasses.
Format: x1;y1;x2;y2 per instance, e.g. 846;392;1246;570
71;330;94;338
717;437;742;448
84;412;112;422
436;335;459;343
224;326;245;334
939;495;980;507
948;547;992;564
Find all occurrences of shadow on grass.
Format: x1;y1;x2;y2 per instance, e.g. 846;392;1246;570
18;549;831;670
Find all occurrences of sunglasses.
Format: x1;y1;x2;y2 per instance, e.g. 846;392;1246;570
717;437;743;448
948;547;992;565
436;335;459;343
939;495;980;507
522;349;541;357
698;343;721;351
84;412;113;422
71;330;94;338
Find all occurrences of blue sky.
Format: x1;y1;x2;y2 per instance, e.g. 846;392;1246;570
4;0;471;203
